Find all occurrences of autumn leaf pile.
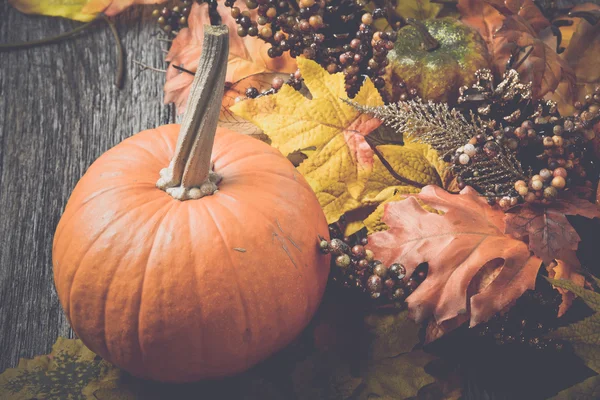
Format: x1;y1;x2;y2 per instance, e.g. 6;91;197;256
222;1;600;377
232;57;449;232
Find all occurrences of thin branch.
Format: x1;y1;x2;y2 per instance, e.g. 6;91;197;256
101;15;124;89
133;59;167;73
171;64;195;75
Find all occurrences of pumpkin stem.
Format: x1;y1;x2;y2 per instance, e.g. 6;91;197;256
406;18;439;52
157;25;229;200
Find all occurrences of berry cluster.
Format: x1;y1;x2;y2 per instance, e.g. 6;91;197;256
319;237;426;302
319;218;425;303
223;0;400;95
454;70;600;206
152;2;193;34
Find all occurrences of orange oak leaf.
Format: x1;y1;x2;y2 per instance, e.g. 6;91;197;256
367;185;542;337
163;2;296;115
504;194;600;264
458;0;573;98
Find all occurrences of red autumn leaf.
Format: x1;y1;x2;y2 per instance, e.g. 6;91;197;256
163;2;296;115
504;194;600;264
367;186;542;338
458;0;573;99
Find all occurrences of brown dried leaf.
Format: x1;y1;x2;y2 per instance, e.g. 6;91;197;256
458;0;505;62
549;4;600;115
483;0;550;32
546;256;585;317
494;16;573;98
504;194;600;264
367;185;542;338
163;2;296;115
459;0;573;98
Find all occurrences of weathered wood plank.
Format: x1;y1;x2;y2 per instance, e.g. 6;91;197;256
0;4;172;371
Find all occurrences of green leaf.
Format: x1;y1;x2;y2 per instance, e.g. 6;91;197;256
546;277;600;399
294;309;437;400
357;350;437;400
292;352;363;400
0;337;133;400
364;310;422;359
547;278;600;373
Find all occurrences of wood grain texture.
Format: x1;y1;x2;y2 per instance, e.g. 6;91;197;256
0;4;173;371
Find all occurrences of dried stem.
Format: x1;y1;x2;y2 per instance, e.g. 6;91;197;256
101;15;124;89
156;25;229;200
133;59;166;73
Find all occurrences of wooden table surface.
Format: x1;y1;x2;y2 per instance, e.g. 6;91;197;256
0;4;173;372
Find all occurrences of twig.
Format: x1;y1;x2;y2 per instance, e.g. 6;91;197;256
171;64;195;75
133;59;167;73
101;15;124;89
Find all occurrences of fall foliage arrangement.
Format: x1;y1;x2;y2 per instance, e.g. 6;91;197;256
2;0;600;398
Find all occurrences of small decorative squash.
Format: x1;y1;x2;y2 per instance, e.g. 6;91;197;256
385;18;490;103
52;25;330;383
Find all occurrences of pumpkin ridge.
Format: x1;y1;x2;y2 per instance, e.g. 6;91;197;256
214;150;278;172
56;183;157;245
134;200;179;370
221;165;308;191
112;137;170;167
202;201;254;370
65;195;170;333
183;204;205;369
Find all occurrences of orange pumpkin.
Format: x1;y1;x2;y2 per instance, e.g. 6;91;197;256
52;26;330;382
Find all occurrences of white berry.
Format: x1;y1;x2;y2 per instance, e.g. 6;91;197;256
459;153;470;165
463;143;477;156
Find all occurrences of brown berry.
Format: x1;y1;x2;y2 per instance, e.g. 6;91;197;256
351;245;366;258
553;167;567;178
272;76;284;90
260;26;273;38
551;176;566;189
544;186;558;199
552;135;564;147
367;275;383;292
309;15;323;28
373;263;388;278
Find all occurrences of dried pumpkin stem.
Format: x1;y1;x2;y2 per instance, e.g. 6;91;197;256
157;25;229;200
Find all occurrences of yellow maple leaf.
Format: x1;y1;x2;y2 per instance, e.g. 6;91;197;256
232;64;445;224
9;0;165;22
